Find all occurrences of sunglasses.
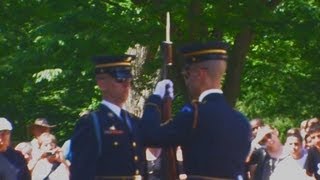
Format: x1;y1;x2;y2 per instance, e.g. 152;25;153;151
113;77;132;83
259;133;272;145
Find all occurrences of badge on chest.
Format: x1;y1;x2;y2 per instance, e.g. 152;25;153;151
104;125;125;135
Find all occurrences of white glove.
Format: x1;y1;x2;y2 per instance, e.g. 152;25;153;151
153;79;174;99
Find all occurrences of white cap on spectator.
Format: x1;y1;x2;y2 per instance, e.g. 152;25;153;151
254;126;274;144
0;117;13;131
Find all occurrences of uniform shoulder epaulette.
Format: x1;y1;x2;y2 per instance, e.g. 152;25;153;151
79;110;92;118
144;102;160;112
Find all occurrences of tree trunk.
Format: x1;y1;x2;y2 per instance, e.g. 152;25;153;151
187;0;205;41
223;27;254;107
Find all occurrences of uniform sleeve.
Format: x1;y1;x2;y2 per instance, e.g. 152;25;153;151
139;95;194;147
70;115;98;180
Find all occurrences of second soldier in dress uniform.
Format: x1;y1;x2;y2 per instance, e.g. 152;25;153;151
140;41;251;179
70;55;146;180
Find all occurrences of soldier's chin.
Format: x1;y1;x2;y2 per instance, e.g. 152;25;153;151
118;96;128;104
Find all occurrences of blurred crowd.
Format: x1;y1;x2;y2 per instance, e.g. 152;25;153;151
0;117;70;180
246;117;320;180
2;115;320;180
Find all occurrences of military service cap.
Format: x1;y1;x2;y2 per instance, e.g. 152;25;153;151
92;55;135;79
179;41;229;64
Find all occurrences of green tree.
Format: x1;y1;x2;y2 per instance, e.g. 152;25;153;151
0;0;319;143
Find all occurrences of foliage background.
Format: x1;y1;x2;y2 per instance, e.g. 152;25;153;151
0;0;319;144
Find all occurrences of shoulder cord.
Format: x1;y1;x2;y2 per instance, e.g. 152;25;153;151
192;100;199;129
91;112;102;157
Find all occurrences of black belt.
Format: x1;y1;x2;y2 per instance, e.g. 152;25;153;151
186;175;234;180
95;175;234;180
95;175;142;180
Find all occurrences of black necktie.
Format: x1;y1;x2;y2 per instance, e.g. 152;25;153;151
120;109;132;131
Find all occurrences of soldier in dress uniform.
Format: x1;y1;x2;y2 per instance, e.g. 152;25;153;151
140;41;251;179
70;55;146;180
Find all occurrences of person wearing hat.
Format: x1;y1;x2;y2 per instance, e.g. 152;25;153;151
139;41;251;179
30;118;56;148
0;117;31;180
28;118;56;171
248;126;311;180
70;55;146;180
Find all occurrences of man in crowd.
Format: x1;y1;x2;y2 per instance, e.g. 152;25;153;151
139;41;251;179
285;128;308;169
0;117;30;180
250;118;264;140
70;55;146;180
0;151;16;180
305;124;320;179
248;126;310;180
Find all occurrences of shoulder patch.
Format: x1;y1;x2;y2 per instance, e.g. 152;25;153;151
180;104;193;113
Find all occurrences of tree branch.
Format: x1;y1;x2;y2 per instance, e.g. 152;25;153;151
261;0;282;9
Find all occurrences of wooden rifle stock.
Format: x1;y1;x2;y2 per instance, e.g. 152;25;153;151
161;41;177;180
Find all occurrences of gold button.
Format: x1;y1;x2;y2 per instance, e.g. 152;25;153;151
132;142;136;147
113;141;118;146
133;175;142;180
135;170;140;175
134;156;138;161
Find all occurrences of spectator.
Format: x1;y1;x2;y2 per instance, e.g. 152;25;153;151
300;119;309;140
286;127;301;137
250;118;264;139
245;119;265;180
61;139;71;162
305;134;313;150
28;118;56;171
249;126;312;180
284;131;308;168
15;142;32;163
29;118;56;151
0;117;31;180
306;117;320;133
32;132;69;180
248;118;265;158
305;124;320;179
0;153;16;180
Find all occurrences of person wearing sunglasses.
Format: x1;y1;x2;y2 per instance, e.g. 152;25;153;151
139;41;251;179
248;126;310;180
70;55;146;180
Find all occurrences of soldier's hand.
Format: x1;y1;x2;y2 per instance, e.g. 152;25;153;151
153;79;174;99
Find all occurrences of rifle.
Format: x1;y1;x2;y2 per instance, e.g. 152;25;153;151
160;12;177;180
